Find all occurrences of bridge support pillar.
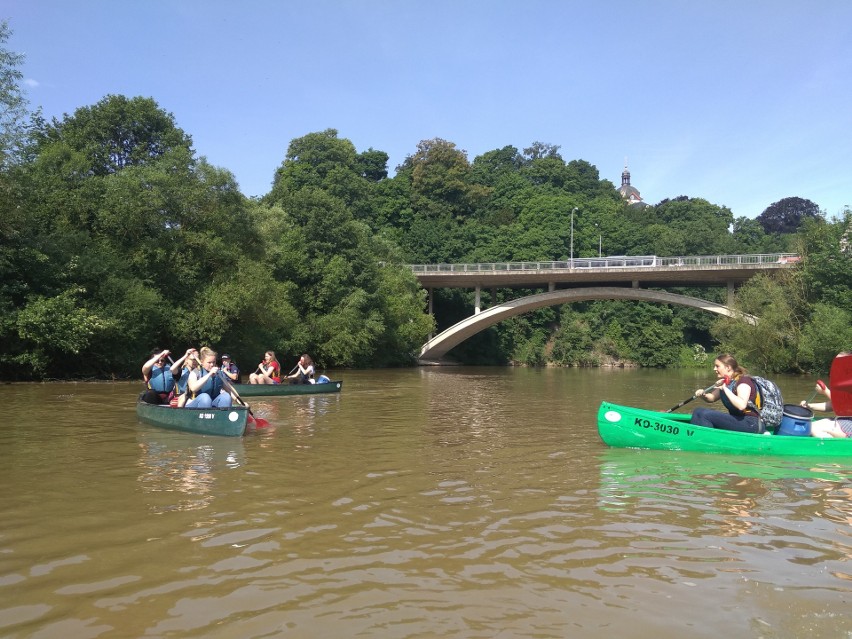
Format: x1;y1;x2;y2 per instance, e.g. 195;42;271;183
428;288;434;339
548;282;555;292
491;288;497;306
475;286;481;314
728;281;735;306
632;280;639;288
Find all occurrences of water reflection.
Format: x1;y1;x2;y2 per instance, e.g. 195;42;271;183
596;449;852;582
136;429;245;513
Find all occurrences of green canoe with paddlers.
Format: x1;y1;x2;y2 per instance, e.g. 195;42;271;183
597;402;852;456
232;379;342;397
136;400;251;436
599;353;852;456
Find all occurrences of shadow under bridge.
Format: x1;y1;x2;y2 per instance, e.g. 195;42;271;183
417;287;756;363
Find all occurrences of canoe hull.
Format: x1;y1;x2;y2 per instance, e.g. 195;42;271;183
597;401;852;456
136;400;249;437
232;381;342;397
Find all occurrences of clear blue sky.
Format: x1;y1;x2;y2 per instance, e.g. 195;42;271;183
6;1;852;219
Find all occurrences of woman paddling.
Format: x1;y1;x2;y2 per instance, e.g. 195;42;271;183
287;354;315;384
186;347;237;408
690;354;762;434
249;351;281;385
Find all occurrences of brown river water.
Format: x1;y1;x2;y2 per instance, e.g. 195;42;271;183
1;368;850;638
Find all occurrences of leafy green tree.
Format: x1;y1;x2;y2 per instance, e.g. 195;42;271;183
0;20;28;168
267;133;434;366
711;272;804;373
268;128;379;222
2;94;284;378
14;288;115;377
35;94;192;176
645;197;734;256
469;145;524;187
355;148;389;182
757;196;821;235
550;308;597;366
797;303;852;373
404;138;490;220
731;216;768;252
798;212;852;311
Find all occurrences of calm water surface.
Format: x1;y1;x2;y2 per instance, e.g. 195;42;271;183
1;368;850;638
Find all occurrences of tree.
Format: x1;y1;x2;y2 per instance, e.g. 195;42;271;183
0;20;28;168
797;303;852;373
731;216;767;251
355;148;389;182
711;272;804;373
404;138;489;220
756;196;821;234
268;129;381;222
1;94;285;378
35;95;192;176
798;212;852;311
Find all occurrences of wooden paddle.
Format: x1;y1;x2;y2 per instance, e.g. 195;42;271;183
666;379;725;413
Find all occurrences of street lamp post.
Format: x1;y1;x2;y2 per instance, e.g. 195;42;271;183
570;207;577;267
594;221;601;258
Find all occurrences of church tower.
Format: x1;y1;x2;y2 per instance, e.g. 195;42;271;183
618;162;646;207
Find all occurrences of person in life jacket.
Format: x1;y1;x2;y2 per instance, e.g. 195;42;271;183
220;354;240;384
690;353;762;433
286;354;316;384
141;348;180;404
249;351;281;384
172;348;199;408
185;346;238;408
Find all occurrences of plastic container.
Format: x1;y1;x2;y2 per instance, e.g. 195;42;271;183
777;404;812;436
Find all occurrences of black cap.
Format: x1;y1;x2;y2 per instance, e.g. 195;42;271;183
222;354;230;359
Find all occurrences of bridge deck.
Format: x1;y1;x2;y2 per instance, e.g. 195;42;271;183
411;254;798;288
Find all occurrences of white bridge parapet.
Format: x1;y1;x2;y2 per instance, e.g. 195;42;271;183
410;253;799;289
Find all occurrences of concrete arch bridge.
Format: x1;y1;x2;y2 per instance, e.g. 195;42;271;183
412;253;797;363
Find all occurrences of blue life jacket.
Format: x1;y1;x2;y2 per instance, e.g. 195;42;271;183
193;369;224;398
175;367;192;395
148;365;175;394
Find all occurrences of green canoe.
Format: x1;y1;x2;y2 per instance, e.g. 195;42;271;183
136;400;250;436
232;380;342;397
597;401;852;456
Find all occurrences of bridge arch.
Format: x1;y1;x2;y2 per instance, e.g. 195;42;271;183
418;286;754;362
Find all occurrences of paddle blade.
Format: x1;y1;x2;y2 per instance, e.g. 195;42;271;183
248;414;271;429
829;353;852;416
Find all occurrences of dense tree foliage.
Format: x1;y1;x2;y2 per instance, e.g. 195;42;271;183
1;26;847;379
0;21;28;168
757;196;821;235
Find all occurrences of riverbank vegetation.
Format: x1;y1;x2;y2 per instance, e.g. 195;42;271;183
1;23;849;380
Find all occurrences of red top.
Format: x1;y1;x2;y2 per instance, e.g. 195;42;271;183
267;360;281;383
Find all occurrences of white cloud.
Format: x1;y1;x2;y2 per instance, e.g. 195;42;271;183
24;78;40;88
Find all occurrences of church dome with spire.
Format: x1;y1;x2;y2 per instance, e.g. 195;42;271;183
618;164;647;207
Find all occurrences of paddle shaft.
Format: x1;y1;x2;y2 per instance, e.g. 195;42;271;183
804;379;826;405
666;381;722;413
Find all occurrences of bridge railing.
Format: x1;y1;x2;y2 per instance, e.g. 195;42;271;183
410;253;799;274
